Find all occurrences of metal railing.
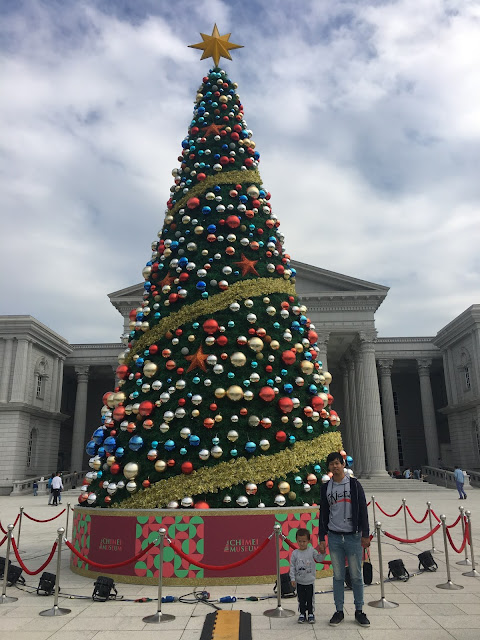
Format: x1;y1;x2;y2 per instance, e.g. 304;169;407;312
10;471;87;496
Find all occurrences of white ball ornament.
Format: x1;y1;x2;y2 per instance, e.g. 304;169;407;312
274;494;286;506
126;481;137;493
322;474;331;483
245;483;258;495
107;483;117;495
199;449;210;460
167;501;179;509
236;496;249;507
223;495;232;504
181;497;193;508
87;493;97;505
258;502;266;508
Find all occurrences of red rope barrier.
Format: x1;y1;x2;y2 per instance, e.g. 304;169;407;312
375;502;403;518
11;538;58;576
367;501;371;507
0;514;20;534
382;523;441;544
446;514;461;529
431;509;441;522
23;509;66;523
65;538;157;569
406;506;429;524
446;522;469;554
167;536;271;571
0;522;6;534
0;535;7;547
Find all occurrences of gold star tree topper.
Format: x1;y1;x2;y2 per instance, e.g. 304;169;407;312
189;24;243;66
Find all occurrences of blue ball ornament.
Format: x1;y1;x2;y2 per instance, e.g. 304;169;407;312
164;439;175;451
202;292;209;298
103;436;117;452
97;446;105;458
92;427;105;444
86;440;97;456
230;449;238;457
294;476;302;485
306;425;314;433
196;281;207;291
245;441;256;453
212;437;220;445
346;455;353;466
150;441;158;448
115;447;125;457
180;448;187;455
129;435;144;451
189;435;200;447
288;435;296;444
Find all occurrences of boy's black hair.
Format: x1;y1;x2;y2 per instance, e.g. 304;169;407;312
296;528;310;540
326;451;345;465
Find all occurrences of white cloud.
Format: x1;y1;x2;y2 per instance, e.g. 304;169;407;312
0;0;479;343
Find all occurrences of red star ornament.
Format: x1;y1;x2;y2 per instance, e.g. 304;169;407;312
158;273;176;288
234;253;259;277
185;344;209;373
202;123;225;137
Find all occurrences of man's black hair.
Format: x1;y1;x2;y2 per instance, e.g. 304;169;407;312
326;451;345;465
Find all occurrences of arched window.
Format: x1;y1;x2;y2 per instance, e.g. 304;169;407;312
27;428;37;468
460;349;472;392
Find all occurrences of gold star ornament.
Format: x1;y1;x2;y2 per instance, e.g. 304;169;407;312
189;24;243;67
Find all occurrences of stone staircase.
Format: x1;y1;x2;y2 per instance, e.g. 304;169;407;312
357;477;445;493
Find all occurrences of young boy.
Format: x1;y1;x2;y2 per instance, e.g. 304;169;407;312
290;527;325;624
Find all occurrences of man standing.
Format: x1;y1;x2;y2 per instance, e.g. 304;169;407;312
454;465;467;499
51;472;63;506
317;451;371;627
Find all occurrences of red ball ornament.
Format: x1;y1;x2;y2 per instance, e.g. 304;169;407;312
102;392;114;406
181;461;194;474
129;309;138;321
104;496;112;504
113;406;126;422
204;418;215;429
275;430;287;443
179;272;189;282
149;344;159;355
226;215;241;228
244;157;254;167
307;474;317;485
138;401;154;417
165;360;176;370
194;501;210;509
327;394;334;405
143;419;154;429
276;264;285;275
203;318;219;334
167;459;175;467
340;449;347;459
187;196;200;209
259;386;275;402
308;330;318;344
110;463;120;475
281;350;296;365
278;397;294;414
216;335;228;346
311;396;324;411
116;365;129;380
266;480;274;489
142;479;151;488
169;293;179;303
78;493;87;504
197;173;206;181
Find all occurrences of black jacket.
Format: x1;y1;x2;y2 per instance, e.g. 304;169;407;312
318;476;369;541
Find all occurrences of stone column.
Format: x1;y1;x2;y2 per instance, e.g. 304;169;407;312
56;358;64;413
347;353;363;476
354;343;371;476
10;338;29;402
340;362;351;454
358;333;388;477
378;359;400;472
417;359;440;466
70;366;90;473
316;331;330;374
0;338;14;402
50;357;59;411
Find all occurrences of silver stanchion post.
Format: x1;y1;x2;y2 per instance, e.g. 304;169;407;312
368;521;398;609
371;496;376;535
16;507;24;551
39;528;71;616
264;523;295;618
0;524;18;604
427;501;442;553
436;515;464;590
462;511;480;578
456;507;471;566
400;497;408;543
143;528;175;623
65;503;71;539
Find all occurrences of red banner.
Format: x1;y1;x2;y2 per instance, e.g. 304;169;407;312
203;514;276;577
88;515;137;575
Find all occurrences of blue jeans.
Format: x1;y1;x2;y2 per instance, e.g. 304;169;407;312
328;531;363;611
456;481;467;498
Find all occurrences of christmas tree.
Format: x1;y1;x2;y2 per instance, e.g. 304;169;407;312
82;26;343;510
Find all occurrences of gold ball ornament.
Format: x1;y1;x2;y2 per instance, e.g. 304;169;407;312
124;462;139;479
323;371;332;384
143;362;158;378
259;439;270;451
92;458;102;471
227;430;239;441
106;456;116;467
226;385;244;401
300;361;314;375
278;481;290;494
230;352;247;367
211;445;223;458
154;459;167;473
248;337;264;352
215;387;226;398
270;340;280;350
288;491;297;501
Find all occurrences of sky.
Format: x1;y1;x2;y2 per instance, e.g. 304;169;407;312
1;0;479;344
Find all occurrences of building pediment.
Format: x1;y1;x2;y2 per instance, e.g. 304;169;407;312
108;260;389;317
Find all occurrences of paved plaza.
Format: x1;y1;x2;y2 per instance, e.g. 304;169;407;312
1;484;479;640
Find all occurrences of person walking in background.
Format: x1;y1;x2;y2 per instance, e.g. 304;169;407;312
33;480;38;496
51;472;63;506
317;451;371;627
47;473;55;505
454;465;467;499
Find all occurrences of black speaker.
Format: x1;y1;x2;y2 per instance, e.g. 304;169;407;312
418;550;438;572
0;557;24;586
92;576;117;602
37;571;56;595
388;558;409;581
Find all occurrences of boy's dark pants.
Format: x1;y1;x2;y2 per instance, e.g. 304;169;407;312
296;583;314;615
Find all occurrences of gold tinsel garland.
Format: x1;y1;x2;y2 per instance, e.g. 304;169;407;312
126;277;296;362
117;431;342;509
168;168;262;217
